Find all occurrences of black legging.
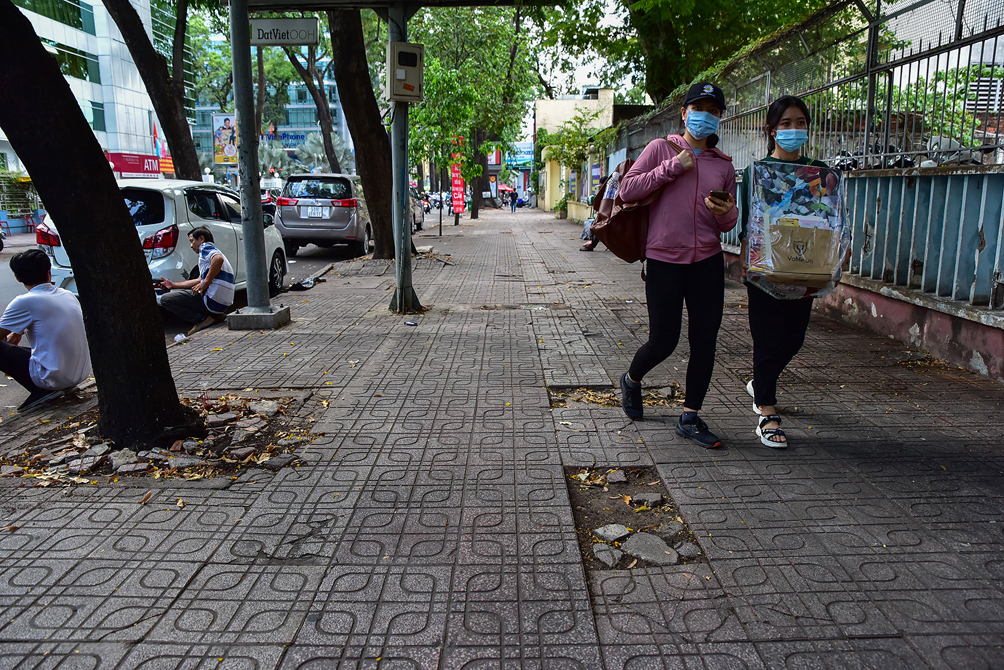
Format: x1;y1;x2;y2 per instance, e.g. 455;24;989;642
746;284;813;407
628;253;725;411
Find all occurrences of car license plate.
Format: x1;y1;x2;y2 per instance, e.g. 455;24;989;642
307;206;323;218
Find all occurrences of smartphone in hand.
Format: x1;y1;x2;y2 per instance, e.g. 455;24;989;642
709;190;731;202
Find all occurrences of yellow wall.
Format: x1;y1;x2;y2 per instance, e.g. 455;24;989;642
534;90;615;133
542;156;563;212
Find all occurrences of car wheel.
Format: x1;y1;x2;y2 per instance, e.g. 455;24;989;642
283;240;299;257
268;250;285;297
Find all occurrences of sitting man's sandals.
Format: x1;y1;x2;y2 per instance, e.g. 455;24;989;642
756;414;787;448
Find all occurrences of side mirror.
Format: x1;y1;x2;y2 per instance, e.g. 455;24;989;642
263;213;274;228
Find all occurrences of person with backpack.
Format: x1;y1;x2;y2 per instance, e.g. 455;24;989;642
618;82;738;449
739;95;832;448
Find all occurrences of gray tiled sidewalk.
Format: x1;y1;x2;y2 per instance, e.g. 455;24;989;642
2;208;1004;669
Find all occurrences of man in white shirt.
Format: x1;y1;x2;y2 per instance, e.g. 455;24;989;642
157;227;235;335
0;249;92;412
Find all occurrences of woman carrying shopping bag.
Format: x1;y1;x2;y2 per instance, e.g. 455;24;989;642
739;95;836;448
618;82;738;449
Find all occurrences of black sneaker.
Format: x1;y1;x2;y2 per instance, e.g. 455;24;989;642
17;389;63;413
620;373;643;420
675;415;723;448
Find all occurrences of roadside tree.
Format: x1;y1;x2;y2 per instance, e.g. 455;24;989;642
0;2;204;447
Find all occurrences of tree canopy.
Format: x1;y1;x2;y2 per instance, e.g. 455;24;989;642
534;0;828;103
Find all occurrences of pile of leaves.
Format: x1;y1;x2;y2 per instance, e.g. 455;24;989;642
0;394;312;488
549;384;682;409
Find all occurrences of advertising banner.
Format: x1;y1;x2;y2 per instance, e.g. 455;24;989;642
489;174;498;199
590;163;601;195
213;113;238;165
108;152;160;178
568;170;577;203
507;142;533;167
451;163;464;213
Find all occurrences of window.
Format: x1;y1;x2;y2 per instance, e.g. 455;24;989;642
187;191;223;220
217;193;242;223
286;178;351;199
0;154;7;171
327;85;338;104
42;39;100;83
89;101;105;132
296;87;308;103
120;189;165;227
13;0;95;34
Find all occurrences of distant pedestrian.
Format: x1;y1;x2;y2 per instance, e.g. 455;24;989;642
0;249;92;412
509;191;517;212
739;95;836;448
618;82;737;449
157;227;235;335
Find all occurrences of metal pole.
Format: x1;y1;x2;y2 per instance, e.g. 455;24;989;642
230;0;269;311
388;2;420;312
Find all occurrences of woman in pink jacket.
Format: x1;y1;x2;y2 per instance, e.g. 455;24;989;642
619;82;738;449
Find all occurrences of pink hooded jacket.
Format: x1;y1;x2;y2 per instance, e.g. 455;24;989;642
620;134;738;265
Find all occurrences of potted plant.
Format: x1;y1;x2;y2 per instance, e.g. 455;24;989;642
555;194;569;219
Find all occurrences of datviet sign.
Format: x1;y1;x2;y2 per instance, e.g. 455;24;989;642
249;17;320;46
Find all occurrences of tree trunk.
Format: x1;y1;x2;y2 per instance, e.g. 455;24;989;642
255;46;265;135
284;46;341;174
103;0;200;179
0;1;203;448
327;9;394;259
471;128;488;219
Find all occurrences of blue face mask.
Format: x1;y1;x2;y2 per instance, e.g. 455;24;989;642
775;129;808;152
684;110;720;140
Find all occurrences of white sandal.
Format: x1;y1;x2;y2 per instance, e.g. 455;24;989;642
745;379;760;414
756;414;788;449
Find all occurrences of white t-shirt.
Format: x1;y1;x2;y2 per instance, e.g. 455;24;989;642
0;284;92;390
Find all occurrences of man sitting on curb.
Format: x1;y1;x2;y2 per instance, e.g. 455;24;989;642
157;227;235;335
0;249;92;412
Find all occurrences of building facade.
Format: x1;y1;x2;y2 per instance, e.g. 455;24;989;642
3;0;191;177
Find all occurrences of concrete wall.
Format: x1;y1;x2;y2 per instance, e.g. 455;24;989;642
723;250;1004;382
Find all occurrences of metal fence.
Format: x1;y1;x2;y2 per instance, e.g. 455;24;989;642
619;0;1004;310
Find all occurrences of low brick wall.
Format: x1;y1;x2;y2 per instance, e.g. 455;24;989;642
723;250;1004;382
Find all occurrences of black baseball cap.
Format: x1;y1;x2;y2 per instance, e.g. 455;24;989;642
683;82;726;111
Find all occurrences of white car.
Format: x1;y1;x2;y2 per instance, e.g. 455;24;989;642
37;179;288;298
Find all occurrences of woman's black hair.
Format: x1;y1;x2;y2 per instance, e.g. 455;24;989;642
764;95;811;154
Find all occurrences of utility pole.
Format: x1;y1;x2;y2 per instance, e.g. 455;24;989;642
388;2;421;312
226;0;290;329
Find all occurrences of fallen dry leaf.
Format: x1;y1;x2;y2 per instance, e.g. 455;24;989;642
1;526;18;532
626;559;638;569
139;491;153;505
176;498;185;508
170;440;184;452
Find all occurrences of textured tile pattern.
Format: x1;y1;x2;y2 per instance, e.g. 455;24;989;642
0;209;1002;668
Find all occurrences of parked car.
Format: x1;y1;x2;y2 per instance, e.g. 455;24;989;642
37;179;288;298
275;173;373;256
261;187;282;215
409;187;426;231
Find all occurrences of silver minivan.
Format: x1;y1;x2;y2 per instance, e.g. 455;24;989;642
275;174;372;256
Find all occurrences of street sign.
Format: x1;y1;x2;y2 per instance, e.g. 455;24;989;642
249;17;320;46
